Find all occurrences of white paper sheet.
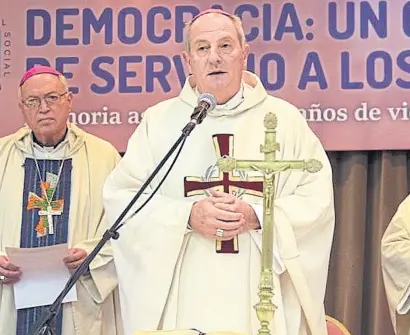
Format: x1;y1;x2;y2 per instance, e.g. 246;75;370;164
6;243;78;309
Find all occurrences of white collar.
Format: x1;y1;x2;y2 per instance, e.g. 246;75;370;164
195;84;244;113
31;133;70;159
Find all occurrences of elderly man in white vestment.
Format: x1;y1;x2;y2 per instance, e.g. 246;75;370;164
103;8;335;335
0;66;123;335
382;195;410;335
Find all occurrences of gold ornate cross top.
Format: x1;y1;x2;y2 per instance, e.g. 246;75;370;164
217;112;322;335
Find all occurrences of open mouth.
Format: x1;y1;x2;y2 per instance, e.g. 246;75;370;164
208;71;227;76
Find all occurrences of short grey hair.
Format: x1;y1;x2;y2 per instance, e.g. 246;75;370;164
17;74;69;102
183;13;247;53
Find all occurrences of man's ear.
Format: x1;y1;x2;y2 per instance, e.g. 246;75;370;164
182;51;192;73
243;43;250;66
66;91;74;111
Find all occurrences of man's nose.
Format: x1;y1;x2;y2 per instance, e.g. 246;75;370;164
208;47;222;64
38;98;50;113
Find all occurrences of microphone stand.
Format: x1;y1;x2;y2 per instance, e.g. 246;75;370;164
30;109;208;335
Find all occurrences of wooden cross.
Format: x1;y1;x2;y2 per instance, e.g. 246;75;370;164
27;181;64;237
184;134;263;253
217;112;322;335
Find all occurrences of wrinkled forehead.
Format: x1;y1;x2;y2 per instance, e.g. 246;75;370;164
190;13;239;43
20;74;64;97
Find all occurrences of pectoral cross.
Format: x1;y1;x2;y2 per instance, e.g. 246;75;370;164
28;181;64;237
217;112;322;335
38;205;62;235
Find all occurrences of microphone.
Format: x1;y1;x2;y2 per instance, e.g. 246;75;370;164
29;93;213;335
183;93;217;136
190;93;217;124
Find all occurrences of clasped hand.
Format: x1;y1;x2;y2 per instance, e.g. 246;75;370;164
189;189;259;240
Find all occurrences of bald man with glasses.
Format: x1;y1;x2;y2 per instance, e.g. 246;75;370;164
0;66;123;335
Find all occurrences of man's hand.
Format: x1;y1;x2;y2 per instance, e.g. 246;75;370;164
189;192;245;241
211;190;261;231
0;255;21;284
63;248;88;270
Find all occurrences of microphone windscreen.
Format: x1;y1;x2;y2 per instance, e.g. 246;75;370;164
197;93;217;112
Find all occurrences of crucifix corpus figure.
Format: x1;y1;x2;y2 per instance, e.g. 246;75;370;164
217;112;323;335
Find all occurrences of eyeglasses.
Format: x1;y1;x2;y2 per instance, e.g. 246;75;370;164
21;91;68;110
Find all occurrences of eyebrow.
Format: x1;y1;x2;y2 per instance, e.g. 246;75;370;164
193;36;235;45
25;91;60;98
23;91;61;100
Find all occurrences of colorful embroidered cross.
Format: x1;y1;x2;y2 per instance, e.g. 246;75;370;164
27;176;64;237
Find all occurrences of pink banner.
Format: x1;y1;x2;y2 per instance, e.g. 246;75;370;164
0;0;409;151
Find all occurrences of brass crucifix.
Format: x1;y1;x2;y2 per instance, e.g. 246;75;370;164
217;112;322;335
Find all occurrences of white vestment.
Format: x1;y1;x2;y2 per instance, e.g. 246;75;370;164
103;71;335;335
0;123;123;335
382;195;410;335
